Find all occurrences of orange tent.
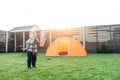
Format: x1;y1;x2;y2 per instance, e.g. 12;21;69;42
46;37;87;56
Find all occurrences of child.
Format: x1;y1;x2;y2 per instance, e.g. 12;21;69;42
26;31;39;69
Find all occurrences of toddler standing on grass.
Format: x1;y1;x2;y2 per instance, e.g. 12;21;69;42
26;31;39;69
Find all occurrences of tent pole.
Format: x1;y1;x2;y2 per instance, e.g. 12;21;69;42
68;39;70;56
6;31;8;52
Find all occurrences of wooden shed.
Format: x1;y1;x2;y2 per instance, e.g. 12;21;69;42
9;25;50;52
9;25;40;52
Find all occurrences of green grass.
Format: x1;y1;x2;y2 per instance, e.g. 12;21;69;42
0;53;120;80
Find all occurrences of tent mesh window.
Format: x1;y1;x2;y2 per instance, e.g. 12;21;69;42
58;52;68;55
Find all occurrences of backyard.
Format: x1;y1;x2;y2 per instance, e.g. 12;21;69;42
0;53;120;80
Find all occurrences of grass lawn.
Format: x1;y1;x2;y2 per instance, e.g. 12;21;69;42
0;53;120;80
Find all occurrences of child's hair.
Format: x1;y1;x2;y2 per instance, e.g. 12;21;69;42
29;31;37;38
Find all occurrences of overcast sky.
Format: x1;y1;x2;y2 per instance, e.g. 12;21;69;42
0;0;120;31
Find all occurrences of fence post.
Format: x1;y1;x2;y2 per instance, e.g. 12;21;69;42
6;31;8;52
14;32;16;52
83;26;85;48
49;29;52;45
23;31;25;52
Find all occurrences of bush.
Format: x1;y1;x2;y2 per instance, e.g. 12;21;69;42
101;42;107;53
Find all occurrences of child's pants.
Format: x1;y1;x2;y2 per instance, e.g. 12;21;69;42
27;51;37;68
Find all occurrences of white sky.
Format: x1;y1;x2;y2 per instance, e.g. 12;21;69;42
0;0;120;31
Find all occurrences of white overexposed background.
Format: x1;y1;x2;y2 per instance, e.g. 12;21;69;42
0;0;120;30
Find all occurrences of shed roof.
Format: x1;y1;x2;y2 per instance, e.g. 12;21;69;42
9;25;40;32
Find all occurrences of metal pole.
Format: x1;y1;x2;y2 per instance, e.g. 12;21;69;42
6;31;8;52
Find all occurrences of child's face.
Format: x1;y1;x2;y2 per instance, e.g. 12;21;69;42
30;33;35;39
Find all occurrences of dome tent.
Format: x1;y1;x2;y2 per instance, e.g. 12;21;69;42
46;37;87;56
